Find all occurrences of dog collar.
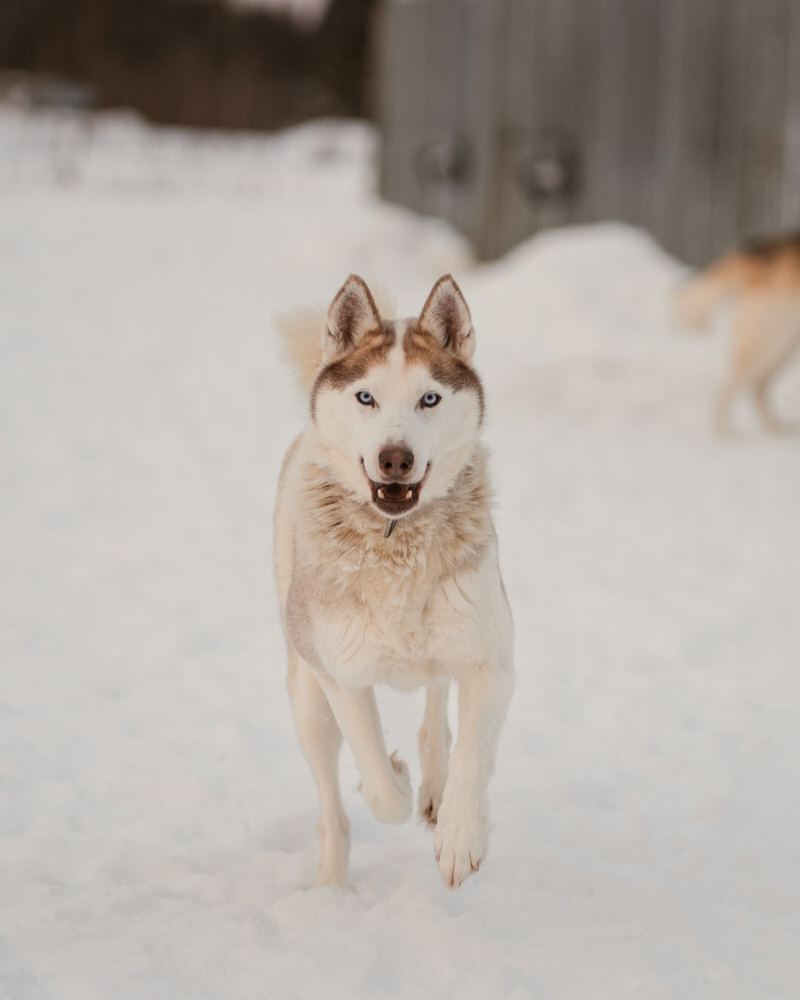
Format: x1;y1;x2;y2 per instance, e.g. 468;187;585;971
384;519;398;538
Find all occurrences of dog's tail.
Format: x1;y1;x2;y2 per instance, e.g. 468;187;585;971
273;307;328;391
672;254;749;330
274;286;397;391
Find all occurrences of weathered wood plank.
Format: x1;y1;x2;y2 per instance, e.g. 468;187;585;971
780;4;800;224
375;0;431;216
733;0;791;242
653;0;725;264
617;0;663;233
376;0;800;265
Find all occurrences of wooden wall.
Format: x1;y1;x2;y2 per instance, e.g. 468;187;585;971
374;0;800;264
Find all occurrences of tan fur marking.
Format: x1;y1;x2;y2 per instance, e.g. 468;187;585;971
273;287;397;392
675;242;800;329
310;322;396;418
703;241;800;297
403;321;485;421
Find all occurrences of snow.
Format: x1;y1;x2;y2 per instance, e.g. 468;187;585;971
2;107;799;999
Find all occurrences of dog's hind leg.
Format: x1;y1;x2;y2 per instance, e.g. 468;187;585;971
753;372;794;434
714;298;757;435
417;678;451;826
316;676;413;825
718;293;800;435
750;305;800;434
287;651;350;887
715;295;765;435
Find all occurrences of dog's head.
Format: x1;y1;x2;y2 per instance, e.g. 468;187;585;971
310;274;484;520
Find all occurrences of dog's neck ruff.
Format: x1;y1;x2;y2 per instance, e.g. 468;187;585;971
297;445;492;585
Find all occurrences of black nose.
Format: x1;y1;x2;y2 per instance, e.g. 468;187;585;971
378;446;414;480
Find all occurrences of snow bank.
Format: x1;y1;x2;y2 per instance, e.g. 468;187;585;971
1;108;799;1000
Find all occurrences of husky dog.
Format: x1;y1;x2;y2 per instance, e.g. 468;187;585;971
675;232;800;434
273;274;514;889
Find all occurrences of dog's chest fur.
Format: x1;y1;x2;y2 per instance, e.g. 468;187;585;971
286;444;494;689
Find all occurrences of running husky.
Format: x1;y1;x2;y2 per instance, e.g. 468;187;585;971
274;274;514;889
675;232;800;434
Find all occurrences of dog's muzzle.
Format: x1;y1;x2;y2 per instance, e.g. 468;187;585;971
361;459;430;518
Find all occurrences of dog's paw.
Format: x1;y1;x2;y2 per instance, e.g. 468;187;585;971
417;778;445;827
362;752;413;825
433;795;489;888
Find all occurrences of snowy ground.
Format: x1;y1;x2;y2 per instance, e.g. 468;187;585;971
2;108;799;1000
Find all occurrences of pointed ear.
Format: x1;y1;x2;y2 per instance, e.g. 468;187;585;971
322;274;382;364
418;274;475;360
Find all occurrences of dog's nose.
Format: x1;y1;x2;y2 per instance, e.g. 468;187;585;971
378;446;415;480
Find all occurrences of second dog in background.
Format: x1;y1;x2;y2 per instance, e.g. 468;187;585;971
675;233;800;435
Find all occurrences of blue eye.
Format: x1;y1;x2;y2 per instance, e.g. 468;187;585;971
421;392;441;408
356;390;375;406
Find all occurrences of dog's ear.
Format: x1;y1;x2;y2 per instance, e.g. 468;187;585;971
419;275;475;360
322;275;382;363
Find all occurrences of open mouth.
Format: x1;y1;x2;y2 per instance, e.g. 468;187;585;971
362;461;430;518
370;479;422;516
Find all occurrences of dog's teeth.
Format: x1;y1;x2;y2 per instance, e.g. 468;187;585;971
377;488;386;500
405;490;413;500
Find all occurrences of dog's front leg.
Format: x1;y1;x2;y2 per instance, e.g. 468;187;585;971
434;659;514;887
317;675;413;825
418;677;451;826
287;651;350;887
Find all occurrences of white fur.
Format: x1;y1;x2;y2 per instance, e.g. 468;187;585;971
313;331;482;516
274;275;514;888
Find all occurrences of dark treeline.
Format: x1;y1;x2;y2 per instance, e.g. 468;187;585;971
0;0;376;130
